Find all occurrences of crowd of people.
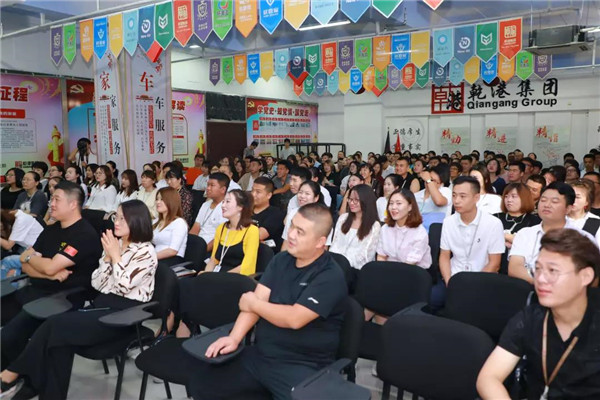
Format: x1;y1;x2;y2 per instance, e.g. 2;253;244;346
1;140;599;399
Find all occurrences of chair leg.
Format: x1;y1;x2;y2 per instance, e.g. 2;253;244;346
185;385;191;398
113;355;126;400
163;381;172;399
102;359;110;374
347;363;356;383
139;372;148;400
412;393;418;400
381;382;391;400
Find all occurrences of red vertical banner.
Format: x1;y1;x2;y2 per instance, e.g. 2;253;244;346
498;18;522;60
402;63;416;89
321;42;337;75
173;0;194;46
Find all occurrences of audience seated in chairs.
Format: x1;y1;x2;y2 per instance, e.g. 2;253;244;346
0;209;44;279
251;177;285;252
190;172;228;253
13;171;48;219
376;174;402;222
165;168;194;228
135;170;158;220
85;165;117;213
152;187;188;268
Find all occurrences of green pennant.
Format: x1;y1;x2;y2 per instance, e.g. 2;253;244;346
63;23;77;64
305;45;320;77
354;38;372;73
222;56;234;84
375;68;388;91
416;62;430;88
304;76;314;95
476;22;498;63
213;0;233;40
372;0;401;18
515;51;534;81
154;1;174;49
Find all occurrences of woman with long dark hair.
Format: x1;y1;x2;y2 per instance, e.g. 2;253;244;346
1;168;25;210
377;174;402;221
166;168;193;227
152;187;188;267
471;164;502;214
112;169;139;211
85;165;117;212
65;165;87;202
84;163;99;188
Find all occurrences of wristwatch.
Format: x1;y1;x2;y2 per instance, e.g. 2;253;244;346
425;179;433;184
24;254;32;263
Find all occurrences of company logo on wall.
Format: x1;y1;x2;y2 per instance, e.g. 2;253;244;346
480;33;492;45
97;28;105;39
458;36;470;49
141;19;151;33
158;15;168;29
197;3;208;18
128;18;135;28
437;34;447;44
293;56;302;66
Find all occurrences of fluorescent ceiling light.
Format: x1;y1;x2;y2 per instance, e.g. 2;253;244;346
189;44;200;48
299;20;350;31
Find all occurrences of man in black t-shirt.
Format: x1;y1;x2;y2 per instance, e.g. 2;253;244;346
1;181;101;370
189;203;347;400
252;177;285;252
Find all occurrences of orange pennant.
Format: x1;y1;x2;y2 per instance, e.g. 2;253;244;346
293;81;303;96
80;19;94;62
234;54;247;84
498;54;515;82
235;0;258;38
373;35;391;72
363;66;375;91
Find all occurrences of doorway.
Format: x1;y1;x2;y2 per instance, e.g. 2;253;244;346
206;121;247;161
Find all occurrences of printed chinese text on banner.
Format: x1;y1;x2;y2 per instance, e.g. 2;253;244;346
63;23;77;64
402;63;416;89
314;71;327;96
321;42;337;75
234;54;247;84
373;68;388;97
293;81;303;96
534;55;552;79
284;0;310;30
328;70;339;94
213;0;233;40
448;59;464;85
109;13;123;57
123;10;139;56
481;54;498;84
306;44;321;77
260;51;274;81
259;0;283;34
515;51;533;80
373;35;390;71
373;0;401;18
93;17;108;59
341;0;370;23
422;0;443;10
304;76;314;95
432;61;448;86
411;31;430;68
171;91;207;166
209;58;220;85
453;25;475;64
274;48;289;79
464;56;480;84
138;6;155;52
415;62;430;88
288;46;309;85
363;66;375;91
222;56;234;83
193;0;212;42
433;28;453;66
173;0;194;46
338;70;350;93
311;0;338;25
80;19;94;62
354;38;372;72
498;54;515;82
50;26;62;66
499;18;521;60
235;0;258;38
476;22;498;62
350;68;363;93
338;40;354;73
391;34;410;70
247;53;260;83
388;65;401;90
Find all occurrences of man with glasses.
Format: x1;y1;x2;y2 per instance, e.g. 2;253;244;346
478;228;600;399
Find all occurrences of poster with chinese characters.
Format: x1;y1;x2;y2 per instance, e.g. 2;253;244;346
484;114;517;154
94;53;127;170
439;116;471;155
534;112;571;167
0;74;63;175
246;98;318;156
171;91;206;167
126;49;172;173
385;117;428;153
66;79;97;161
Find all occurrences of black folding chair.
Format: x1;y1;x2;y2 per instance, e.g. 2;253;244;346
169;234;208;273
427;222;443;285
251;243;275;280
330;252;357;294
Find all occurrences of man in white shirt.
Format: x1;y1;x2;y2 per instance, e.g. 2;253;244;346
238;158;263;191
192;161;210;191
381;156;395;178
440;176;505;285
189;172;228;252
279;138;295;160
218;164;242;191
308;167;332;207
156;162;176;190
509;182;598;284
286;167;313;215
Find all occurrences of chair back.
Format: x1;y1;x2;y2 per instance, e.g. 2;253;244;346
256;243;274;274
355;261;432;317
329;252;356;294
379;313;494;400
443;272;533;341
82;209;114;237
428;222;443;284
149;264;179;322
336;296;363;363
184;234;208;271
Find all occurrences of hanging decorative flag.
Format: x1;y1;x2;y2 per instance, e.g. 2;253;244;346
311;0;338;25
391;33;410;70
340;0;371;23
80;19;94;62
453;25;475;64
388;65;401;90
288;46;309;85
123;10;139;56
293;81;303;96
321;42;337;75
476;22;498;62
402;63;416;89
464;56;480;84
50;25;63;66
304;76;314;95
373;0;401;18
138;6;155;52
155;1;174;49
515;51;533;80
284;0;310;30
260;51;274;81
328;70;339;94
498;54;515;82
193;0;212;42
422;0;444;10
411;31;430;68
234;54;247;84
350;68;363;93
209;58;221;85
338;40;354;73
448;58;464;85
415;62;430;88
213;0;233;40
173;0;194;46
339;70;350;93
222;56;234;84
499;17;522;60
274;48;289;79
108;13;123;56
432;61;448;86
93;17;108;59
354;38;372;72
373;68;388;97
481;54;498;84
235;0;258;37
259;0;283;34
63;23;77;64
363;66;375;91
433;28;453;66
373;35;391;71
306;44;321;77
534;55;552;79
314;71;327;95
247;53;260;83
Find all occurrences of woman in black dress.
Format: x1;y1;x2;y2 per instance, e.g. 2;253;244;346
1;168;24;210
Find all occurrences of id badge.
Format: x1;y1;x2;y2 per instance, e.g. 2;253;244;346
213;264;221;272
540;385;549;400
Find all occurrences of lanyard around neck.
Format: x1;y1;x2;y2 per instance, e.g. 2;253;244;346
541;311;579;395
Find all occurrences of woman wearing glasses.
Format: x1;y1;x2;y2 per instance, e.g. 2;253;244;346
84;165;117;212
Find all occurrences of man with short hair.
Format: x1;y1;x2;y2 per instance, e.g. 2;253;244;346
532;160;543;175
244;140;258;158
272;160;292;210
286;167;312;215
192;161;210;192
459;156;473;175
521;157;534;181
514;149;524;162
507;161;525;183
380;156;394;178
583;171;600;216
186;154;206;185
190;172;229;252
563;152;575;162
31;161;49;191
477;228;600;399
583;153;596;173
526;174;546;205
279;138;295;160
394;157;416;190
218;164;242;191
188;203;347;400
252;177;285;251
239;158;264;191
156;162;175;189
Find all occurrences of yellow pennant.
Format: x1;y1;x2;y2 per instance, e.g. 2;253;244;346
363;66;375;91
498;54;515;82
464;56;480;84
79;19;94;62
411;30;430;68
338;70;350;93
260;51;274;82
108;13;123;57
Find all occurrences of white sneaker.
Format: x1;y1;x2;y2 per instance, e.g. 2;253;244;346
371;364;378;377
127;348;142;360
152;377;164;384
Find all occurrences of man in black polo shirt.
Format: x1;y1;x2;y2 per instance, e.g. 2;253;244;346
1;181;101;370
252;177;285;252
394;157;415;190
477;228;600;399
189;203;347;400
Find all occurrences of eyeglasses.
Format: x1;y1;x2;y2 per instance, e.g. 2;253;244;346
534;267;576;284
348;197;360;204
